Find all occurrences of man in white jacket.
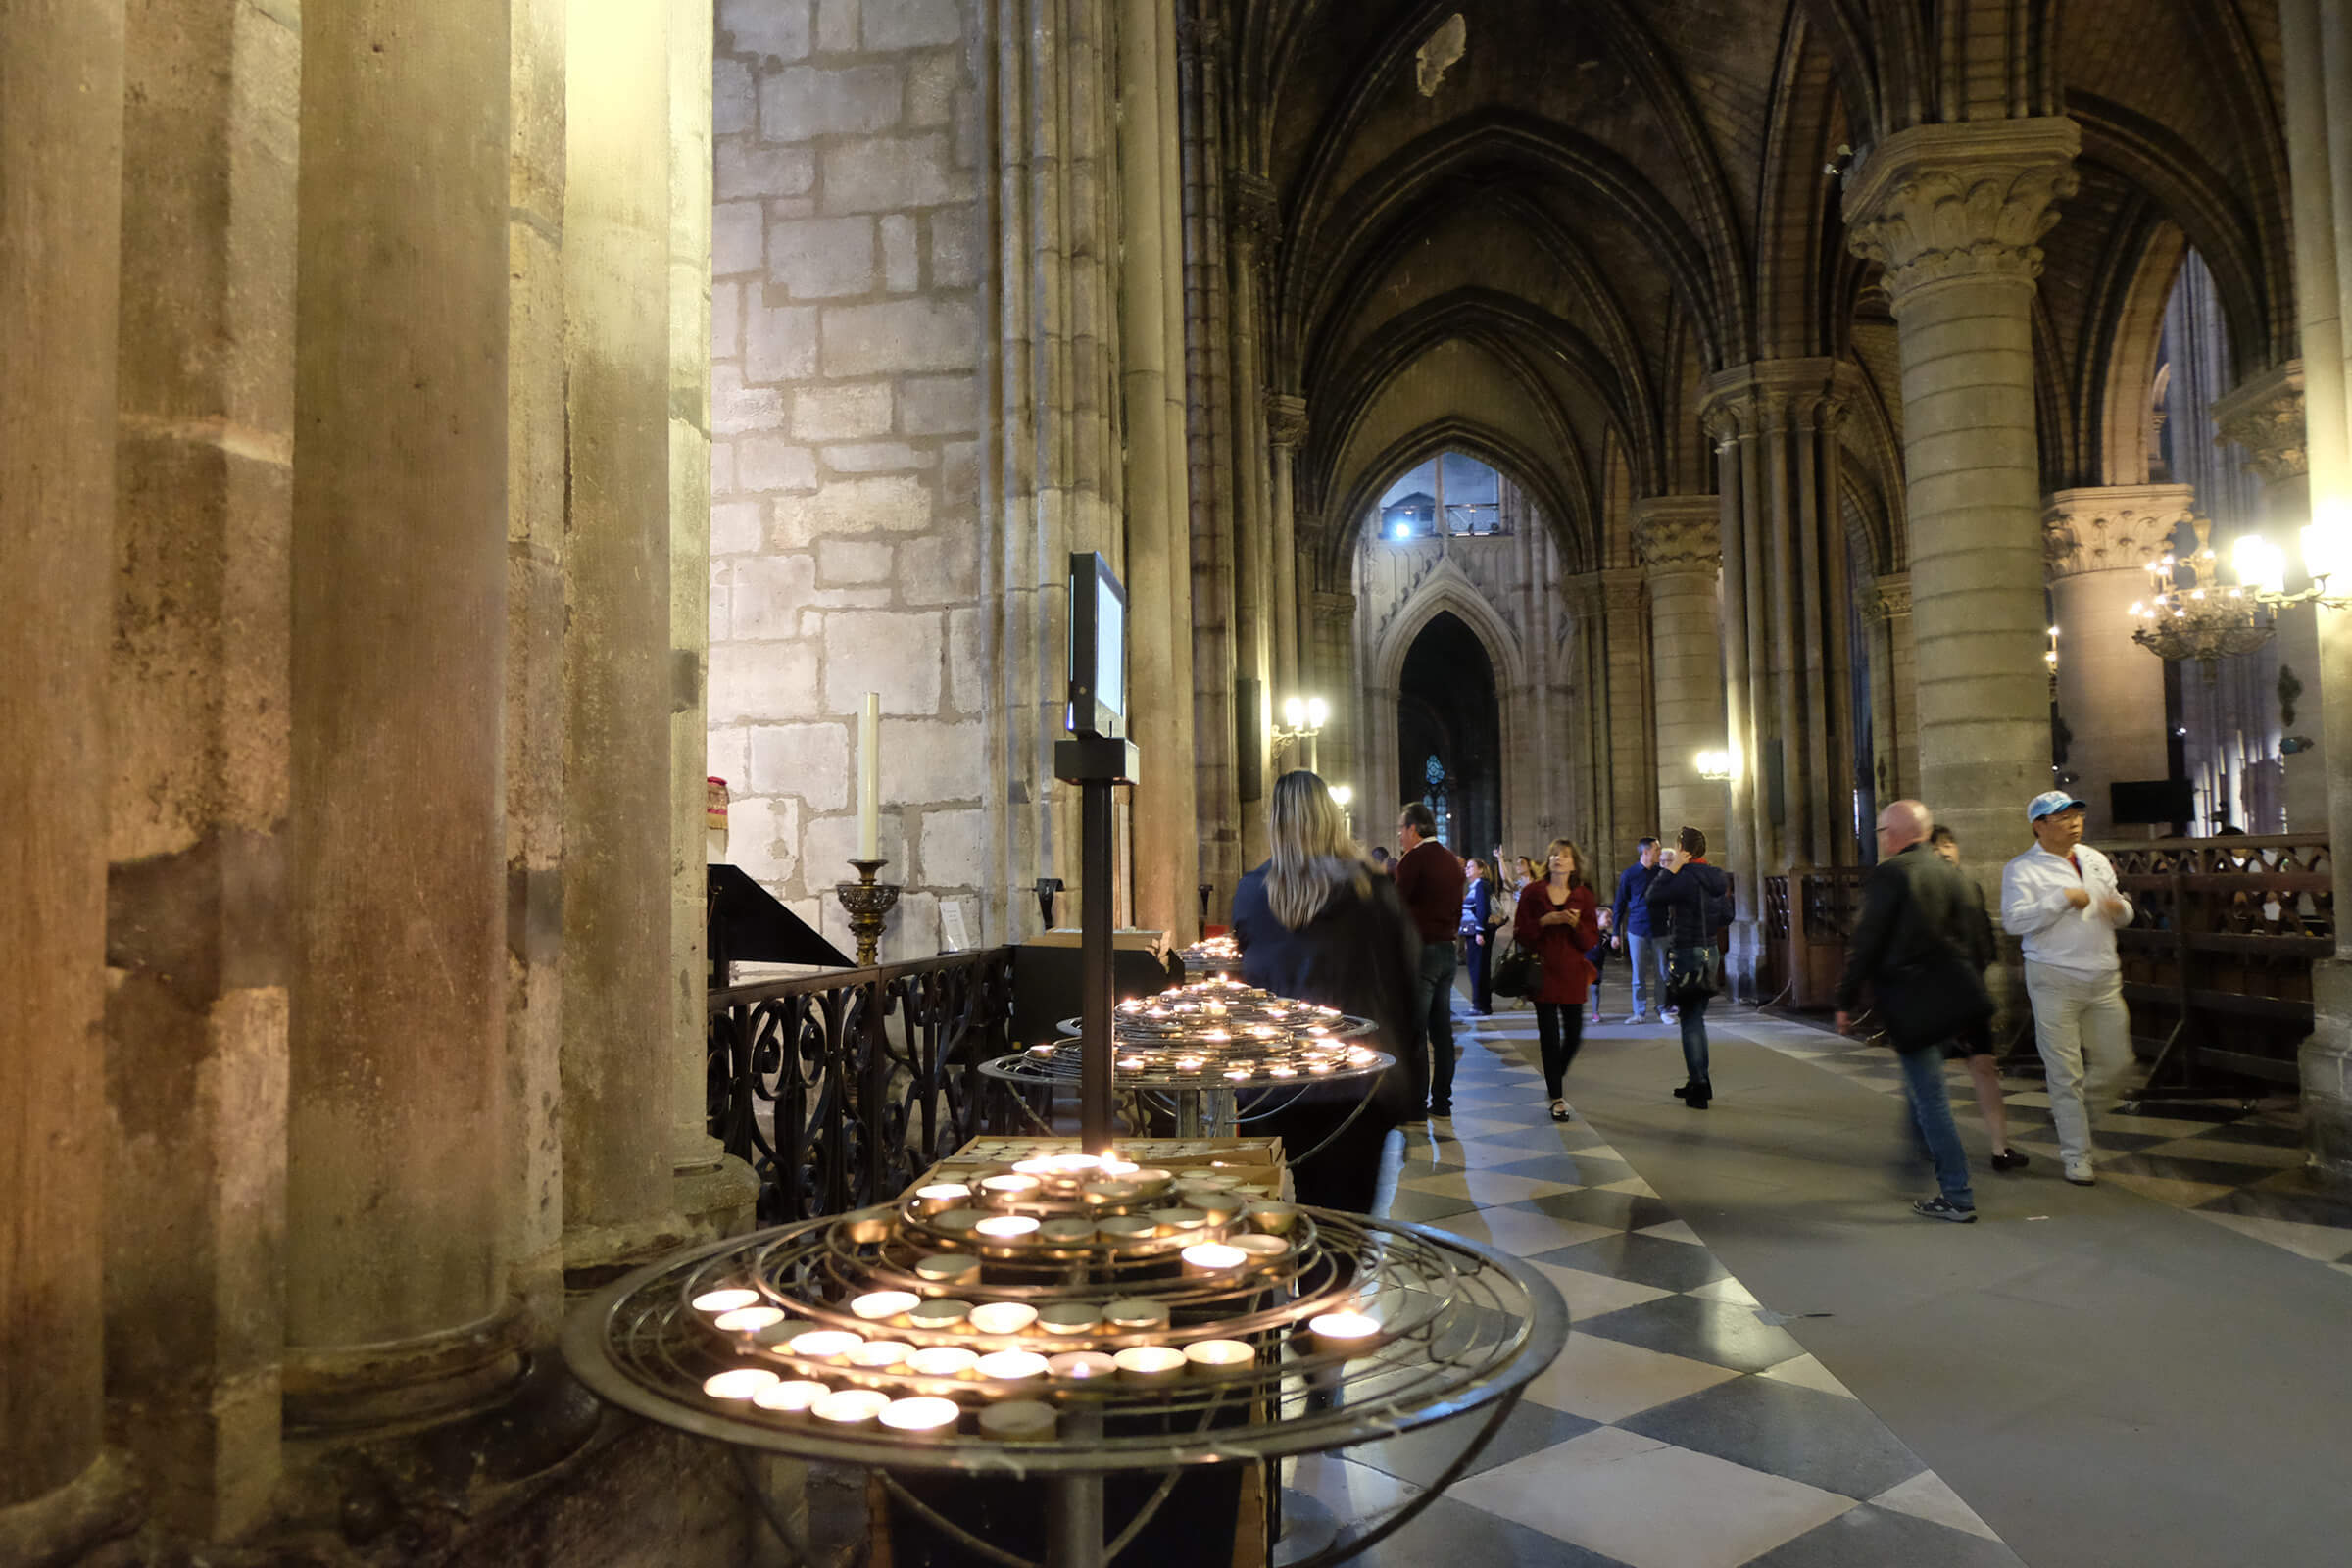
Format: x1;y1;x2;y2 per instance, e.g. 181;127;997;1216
2000;791;2135;1185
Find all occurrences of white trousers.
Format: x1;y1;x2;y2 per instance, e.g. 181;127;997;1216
2023;960;2132;1164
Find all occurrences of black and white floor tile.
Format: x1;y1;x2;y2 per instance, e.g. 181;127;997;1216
1282;1004;2022;1568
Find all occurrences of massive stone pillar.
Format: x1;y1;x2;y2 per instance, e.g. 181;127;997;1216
0;0;125;1538
2279;0;2352;1183
1309;588;1359;807
286;0;519;1421
1118;0;1199;942
1267;393;1307;694
1599;568;1653;861
102;0;298;1533
558;0;682;1277
1228;173;1279;863
2213;364;2327;830
2042;487;2195;838
1844;120;2080;888
1636;498;1728;858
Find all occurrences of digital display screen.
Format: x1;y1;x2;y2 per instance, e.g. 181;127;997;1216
1066;552;1127;737
1095;574;1124;721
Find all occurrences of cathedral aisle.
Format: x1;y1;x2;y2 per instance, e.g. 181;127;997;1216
1280;1004;2025;1568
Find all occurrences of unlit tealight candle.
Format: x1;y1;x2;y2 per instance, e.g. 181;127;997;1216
846;1341;915;1370
1181;1242;1248;1277
914;1253;981;1285
975;1215;1041;1243
974;1349;1051;1382
850;1291;919;1321
967;1300;1040;1336
907;1347;981;1378
787;1329;864;1362
1102;1298;1170;1333
979;1399;1057;1441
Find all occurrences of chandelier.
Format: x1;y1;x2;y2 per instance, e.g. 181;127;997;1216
2131;514;2277;682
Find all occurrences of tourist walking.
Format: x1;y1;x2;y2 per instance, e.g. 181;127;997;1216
1512;838;1603;1121
1610;836;1668;1022
1460;858;1498;1015
1931;824;2026;1172
1393;802;1467;1120
1646;827;1730;1107
1231;771;1419;1210
1834;801;1993;1222
2000;791;2134;1185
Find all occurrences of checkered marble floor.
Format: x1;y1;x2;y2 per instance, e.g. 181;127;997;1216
1734;1010;2352;1277
1281;1005;2023;1568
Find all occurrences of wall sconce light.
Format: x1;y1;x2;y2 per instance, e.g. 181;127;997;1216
1695;749;1735;782
1329;784;1352;808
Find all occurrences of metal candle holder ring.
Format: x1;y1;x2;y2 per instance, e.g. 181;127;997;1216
835;858;901;967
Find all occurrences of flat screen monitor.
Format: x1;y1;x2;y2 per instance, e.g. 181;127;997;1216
1067;552;1126;738
2111;777;2192;827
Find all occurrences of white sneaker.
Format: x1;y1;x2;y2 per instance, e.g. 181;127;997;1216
2064;1157;2095;1186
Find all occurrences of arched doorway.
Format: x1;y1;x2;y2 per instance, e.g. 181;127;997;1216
1397;612;1501;859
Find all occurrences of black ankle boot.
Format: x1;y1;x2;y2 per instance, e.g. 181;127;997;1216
1683;1079;1712;1109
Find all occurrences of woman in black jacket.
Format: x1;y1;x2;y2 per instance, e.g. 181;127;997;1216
1231;770;1421;1209
1645;825;1731;1108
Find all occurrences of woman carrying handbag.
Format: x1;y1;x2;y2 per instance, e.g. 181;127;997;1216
1512;838;1603;1121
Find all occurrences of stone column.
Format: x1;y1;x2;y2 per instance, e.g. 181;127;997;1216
1228;173;1278;862
285;0;519;1421
102;0;298;1533
1309;589;1359;803
1636;498;1728;856
2042;487;2195;837
0;0;124;1535
1118;0;1199;942
2213;364;2327;830
1600;568;1653;859
1267;393;1307;693
2279;0;2352;1183
1844;119;2080;888
1866;572;1919;803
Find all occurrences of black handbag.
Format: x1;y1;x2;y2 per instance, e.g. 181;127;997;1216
1871;949;1993;1050
1666;945;1720;1002
1493;944;1543;999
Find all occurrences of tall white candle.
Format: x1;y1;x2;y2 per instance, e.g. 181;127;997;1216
858;692;881;859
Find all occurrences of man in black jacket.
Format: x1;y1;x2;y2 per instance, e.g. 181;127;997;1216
1834;799;1987;1222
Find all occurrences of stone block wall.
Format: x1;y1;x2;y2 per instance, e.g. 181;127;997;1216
707;0;989;959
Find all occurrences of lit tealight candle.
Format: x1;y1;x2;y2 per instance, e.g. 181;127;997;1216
1113;1346;1188;1384
703;1367;782;1401
967;1301;1040;1336
1037;1301;1102;1335
692;1288;761;1314
1183;1340;1255;1372
979;1399;1058;1441
787;1329;864;1363
811;1389;891;1428
913;1182;972;1215
850;1291;919;1322
980;1173;1043;1200
908;1298;973;1331
713;1305;788;1334
1048;1350;1118;1380
907;1346;981;1378
975;1214;1041;1243
879;1396;963;1437
752;1379;831;1415
1097;1156;1140;1176
1308;1311;1381;1355
1181;1242;1249;1277
974;1349;1051;1383
846;1341;915;1371
914;1253;982;1285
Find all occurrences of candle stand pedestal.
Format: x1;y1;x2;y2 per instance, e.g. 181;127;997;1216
836;858;902;967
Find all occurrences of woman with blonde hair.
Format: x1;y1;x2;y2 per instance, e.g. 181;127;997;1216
1511;837;1604;1121
1231;771;1421;1208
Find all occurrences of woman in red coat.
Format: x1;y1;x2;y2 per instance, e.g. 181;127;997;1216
1513;837;1602;1121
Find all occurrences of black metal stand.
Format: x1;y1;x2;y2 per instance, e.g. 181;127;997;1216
1054;736;1138;1157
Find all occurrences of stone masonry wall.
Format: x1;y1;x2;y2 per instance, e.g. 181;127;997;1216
706;0;989;959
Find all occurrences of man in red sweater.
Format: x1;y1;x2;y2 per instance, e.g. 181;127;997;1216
1393;802;1466;1119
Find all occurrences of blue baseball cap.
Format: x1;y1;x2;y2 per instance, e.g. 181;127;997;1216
2027;790;2087;822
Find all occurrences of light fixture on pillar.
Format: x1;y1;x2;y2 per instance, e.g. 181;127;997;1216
1273;695;1329;767
2129;514;2277;683
1695;749;1736;782
2044;624;2059;697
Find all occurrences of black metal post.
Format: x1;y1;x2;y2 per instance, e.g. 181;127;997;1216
1080;774;1115;1154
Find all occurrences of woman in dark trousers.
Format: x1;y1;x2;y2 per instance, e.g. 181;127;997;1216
1231;770;1421;1210
1646;825;1731;1108
1460;858;1496;1014
1512;838;1602;1122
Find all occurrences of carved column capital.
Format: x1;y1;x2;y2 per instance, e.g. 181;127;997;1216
1310;589;1355;630
2041;485;2195;580
1229;172;1279;252
1631;496;1723;576
1263;391;1308;449
1868;571;1912;623
2212;361;2309;484
1695;359;1859;442
1841;120;2082;309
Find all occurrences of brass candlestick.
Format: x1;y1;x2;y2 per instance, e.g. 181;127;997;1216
836;858;901;967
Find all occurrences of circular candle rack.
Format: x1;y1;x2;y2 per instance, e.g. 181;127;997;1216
978;976;1394;1139
564;1168;1566;1566
1176;933;1240;974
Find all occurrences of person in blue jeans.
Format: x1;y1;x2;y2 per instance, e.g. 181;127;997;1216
1609;837;1668;1022
1833;799;1984;1222
1645;826;1729;1108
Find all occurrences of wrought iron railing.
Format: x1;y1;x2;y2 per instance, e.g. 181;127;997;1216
706;949;1021;1223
